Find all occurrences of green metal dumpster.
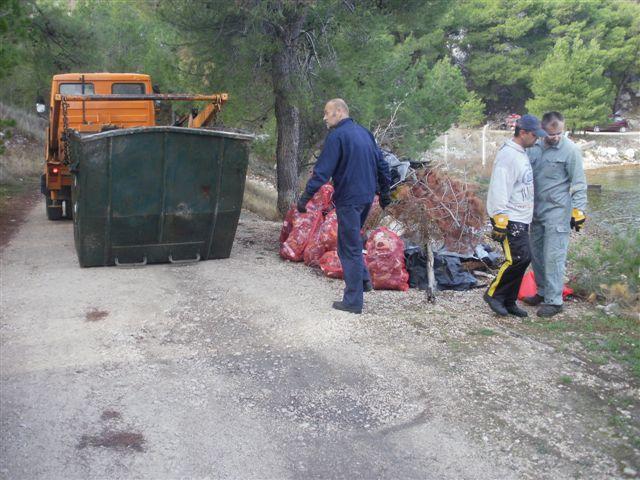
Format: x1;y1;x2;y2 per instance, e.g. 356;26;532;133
69;126;253;267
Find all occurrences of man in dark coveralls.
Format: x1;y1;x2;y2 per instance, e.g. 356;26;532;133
297;98;391;314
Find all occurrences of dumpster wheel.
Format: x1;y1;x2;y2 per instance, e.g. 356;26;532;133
45;195;63;221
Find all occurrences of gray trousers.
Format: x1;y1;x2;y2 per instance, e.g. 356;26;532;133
529;221;570;305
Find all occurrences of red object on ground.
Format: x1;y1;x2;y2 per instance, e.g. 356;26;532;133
304;224;326;267
319;250;343;279
306;183;334;213
318;210;338;251
304;209;338;267
365;227;409;291
279;206;296;244
280;210;323;262
517;271;574;300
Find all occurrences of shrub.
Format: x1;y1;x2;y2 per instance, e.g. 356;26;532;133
568;228;640;314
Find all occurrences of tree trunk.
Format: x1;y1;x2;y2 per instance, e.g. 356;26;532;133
272;46;302;216
269;7;308;217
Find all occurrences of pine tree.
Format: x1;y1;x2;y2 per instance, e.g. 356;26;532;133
526;37;614;131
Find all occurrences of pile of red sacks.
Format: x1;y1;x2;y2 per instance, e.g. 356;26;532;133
279;184;409;291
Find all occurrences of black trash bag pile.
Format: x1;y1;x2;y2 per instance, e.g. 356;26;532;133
433;254;478;291
404;244;430;290
403;242;502;292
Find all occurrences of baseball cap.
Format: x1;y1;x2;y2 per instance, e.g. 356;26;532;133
517;114;548;137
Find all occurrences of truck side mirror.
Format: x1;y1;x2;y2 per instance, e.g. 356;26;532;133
36;95;46;114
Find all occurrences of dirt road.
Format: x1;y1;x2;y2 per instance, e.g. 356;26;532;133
1;197;638;479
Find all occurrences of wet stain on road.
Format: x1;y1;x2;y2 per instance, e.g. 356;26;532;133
100;409;122;420
78;431;145;452
85;309;109;322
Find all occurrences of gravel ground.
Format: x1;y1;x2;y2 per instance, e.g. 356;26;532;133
1;200;638;479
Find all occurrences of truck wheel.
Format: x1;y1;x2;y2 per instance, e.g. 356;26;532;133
45;195;63;221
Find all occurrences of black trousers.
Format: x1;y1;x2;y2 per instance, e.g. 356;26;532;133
486;221;531;305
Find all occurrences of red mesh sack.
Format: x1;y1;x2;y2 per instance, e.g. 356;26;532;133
306;183;334;213
280;210;323;262
303;224;326;267
318;210;338;251
279;206;296;244
319;250;343;279
365;227;409;291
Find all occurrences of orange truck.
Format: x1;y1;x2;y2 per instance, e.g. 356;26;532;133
39;73;227;220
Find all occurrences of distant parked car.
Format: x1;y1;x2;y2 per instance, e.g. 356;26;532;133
586;114;632;133
498;113;521;130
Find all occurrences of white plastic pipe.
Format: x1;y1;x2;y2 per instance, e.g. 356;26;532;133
444;133;448;167
482;123;489;167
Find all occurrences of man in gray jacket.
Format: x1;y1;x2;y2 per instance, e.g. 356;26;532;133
524;112;587;317
484;115;547;317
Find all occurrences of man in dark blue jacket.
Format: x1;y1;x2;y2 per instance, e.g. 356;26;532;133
297;98;391;314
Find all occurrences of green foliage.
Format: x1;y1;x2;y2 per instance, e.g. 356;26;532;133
73;0;183;92
441;0;551;108
0;0;28;79
0;117;16;155
458;91;486;128
0;0;638;189
441;0;640;111
301;7;469;156
568;227;640;311
0;0;183;109
526;37;614;130
158;2;470;161
0;0;96;108
559;375;573;385
0;118;17;128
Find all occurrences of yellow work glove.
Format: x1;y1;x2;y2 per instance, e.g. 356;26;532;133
490;214;509;242
570;208;585;232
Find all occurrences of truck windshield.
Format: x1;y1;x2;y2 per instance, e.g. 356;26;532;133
59;83;95;94
112;83;146;94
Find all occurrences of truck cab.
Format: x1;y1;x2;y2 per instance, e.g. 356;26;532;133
42;73;155;220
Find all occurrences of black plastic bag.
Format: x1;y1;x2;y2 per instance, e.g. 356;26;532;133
433;253;478;291
404;245;430;290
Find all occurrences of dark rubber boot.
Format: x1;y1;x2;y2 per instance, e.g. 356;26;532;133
505;303;529;318
522;294;544;306
483;292;508;316
537;304;563;318
332;301;362;314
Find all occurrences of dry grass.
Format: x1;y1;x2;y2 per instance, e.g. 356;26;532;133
0;102;47;143
0;137;42;184
243;176;280;221
1;102;45;184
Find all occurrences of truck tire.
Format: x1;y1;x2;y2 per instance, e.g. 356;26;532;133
45;195;63;221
